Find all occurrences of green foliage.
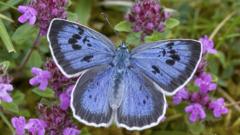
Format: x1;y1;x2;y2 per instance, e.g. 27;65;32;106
32;88;55;98
114;20;132;32
165;18;180;29
74;0;92;25
0;19;15;53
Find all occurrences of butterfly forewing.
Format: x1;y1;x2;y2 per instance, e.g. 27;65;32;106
131;40;202;95
47;19;116;78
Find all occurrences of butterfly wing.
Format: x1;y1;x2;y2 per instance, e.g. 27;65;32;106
71;65;116;127
130;40;202;95
47;18;115;78
116;69;167;130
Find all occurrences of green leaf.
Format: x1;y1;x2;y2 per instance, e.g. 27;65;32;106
187;122;205;135
1;102;19;114
0;0;21;12
67;12;79;21
18;109;31;117
114;20;132;32
145;32;163;42
0;19;15;53
32;88;55;98
152;131;188;135
80;127;91;135
215;51;226;67
0;13;14;22
75;0;92;25
27;50;43;67
165;18;180;29
12;90;25;105
11;24;37;45
126;32;141;46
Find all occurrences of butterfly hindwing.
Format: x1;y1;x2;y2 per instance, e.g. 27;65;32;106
131;40;202;95
116;69;166;130
71;65;115;127
47;18;115;77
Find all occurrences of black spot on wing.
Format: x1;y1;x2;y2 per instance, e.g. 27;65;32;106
166;59;175;65
83;36;90;43
87;43;92;47
72;44;82;50
152;65;160;74
170;54;180;61
78;27;84;35
68;38;77;44
72;34;81;39
81;55;93;62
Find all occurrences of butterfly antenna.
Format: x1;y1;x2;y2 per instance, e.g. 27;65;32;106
101;12;120;39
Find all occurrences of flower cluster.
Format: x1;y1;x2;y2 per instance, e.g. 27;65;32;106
0;74;13;103
11;109;80;135
126;0;170;38
38;104;79;135
44;59;77;96
21;56;79;135
173;36;228;122
18;0;68;35
11;116;46;135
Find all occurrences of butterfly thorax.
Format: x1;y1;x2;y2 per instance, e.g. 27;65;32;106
112;42;130;74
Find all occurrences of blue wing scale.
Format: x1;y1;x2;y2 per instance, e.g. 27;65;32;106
47;19;115;77
131;40;202;95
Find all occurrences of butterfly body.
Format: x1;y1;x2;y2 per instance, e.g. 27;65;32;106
47;18;202;130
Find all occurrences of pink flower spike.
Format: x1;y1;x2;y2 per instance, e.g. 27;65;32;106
29;67;52;91
209;98;228;118
18;5;37;25
11;116;26;135
63;127;81;135
0;83;13;102
199;35;217;55
25;119;46;135
185;103;206;122
59;85;74;110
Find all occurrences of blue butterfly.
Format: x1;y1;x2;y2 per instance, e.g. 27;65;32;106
47;18;202;130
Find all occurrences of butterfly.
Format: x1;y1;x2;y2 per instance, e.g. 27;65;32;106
47;18;202;130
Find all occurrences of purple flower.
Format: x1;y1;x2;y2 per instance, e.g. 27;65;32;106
38;104;78;134
25;119;46;135
190;92;210;106
172;88;190;105
29;67;52;91
0;83;13;102
18;5;37;25
31;0;67;35
11;116;26;135
209;98;228;118
199;35;217;54
185;103;206;122
195;72;217;93
126;0;170;38
63;127;81;135
59;85;74;110
44;59;77;95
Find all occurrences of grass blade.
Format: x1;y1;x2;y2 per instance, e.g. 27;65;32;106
0;19;16;53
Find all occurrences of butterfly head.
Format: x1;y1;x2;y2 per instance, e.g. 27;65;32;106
119;42;128;50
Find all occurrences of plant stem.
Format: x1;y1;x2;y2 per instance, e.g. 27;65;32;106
18;31;41;70
209;11;236;40
0;110;15;134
